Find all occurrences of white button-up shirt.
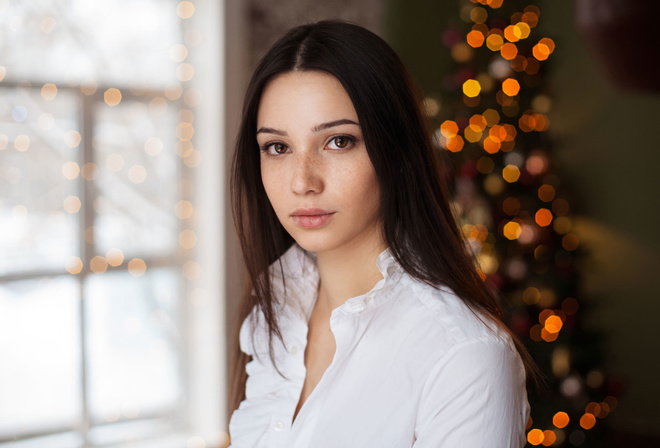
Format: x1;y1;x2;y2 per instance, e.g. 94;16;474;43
229;245;530;448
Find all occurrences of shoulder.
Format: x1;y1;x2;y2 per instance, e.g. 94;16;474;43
383;273;520;364
398;279;529;446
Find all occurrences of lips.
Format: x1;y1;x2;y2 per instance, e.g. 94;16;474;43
290;208;335;228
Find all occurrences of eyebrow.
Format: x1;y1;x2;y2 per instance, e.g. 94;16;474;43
256;119;360;136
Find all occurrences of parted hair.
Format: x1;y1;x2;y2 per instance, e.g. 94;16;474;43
229;19;537;414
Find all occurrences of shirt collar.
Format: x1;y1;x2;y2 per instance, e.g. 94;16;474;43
270;244;403;318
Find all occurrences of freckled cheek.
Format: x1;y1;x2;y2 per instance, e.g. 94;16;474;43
331;164;380;211
260;161;287;208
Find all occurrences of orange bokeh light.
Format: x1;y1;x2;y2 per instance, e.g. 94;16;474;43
467;30;485;48
503;221;522;240
535;208;553;227
519;113;536;132
533;43;551;61
541;430;556;446
538;309;554;324
489;125;506;141
540;37;556;53
502;164;521;183
500;42;518;60
502;124;517;141
483;136;501;154
580;413;596;430
504;25;521;42
541;328;558;342
440;120;459;138
553;412;570;428
469;114;488;131
544;315;563;333
502;78;521;96
445;135;465;153
527;428;544;445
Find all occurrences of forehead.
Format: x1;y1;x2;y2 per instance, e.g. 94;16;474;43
256;71;358;128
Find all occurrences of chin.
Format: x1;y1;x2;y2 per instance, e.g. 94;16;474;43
285;228;341;254
290;235;336;254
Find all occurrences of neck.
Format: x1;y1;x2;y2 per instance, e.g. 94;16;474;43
315;233;387;310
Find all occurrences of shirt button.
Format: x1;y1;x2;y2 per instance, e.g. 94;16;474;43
351;302;366;312
274;421;284;431
289;345;299;355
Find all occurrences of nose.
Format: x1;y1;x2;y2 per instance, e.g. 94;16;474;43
291;151;323;195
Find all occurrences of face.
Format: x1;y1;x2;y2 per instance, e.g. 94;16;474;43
257;70;383;256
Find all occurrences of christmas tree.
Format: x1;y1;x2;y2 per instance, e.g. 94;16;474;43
426;1;618;446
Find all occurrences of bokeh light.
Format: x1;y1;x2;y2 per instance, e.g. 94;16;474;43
553;411;570;428
14;134;30;152
177;1;195;19
500;42;518;60
62;161;81;180
41;83;58;100
106;248;125;267
127;258;147;277
90;256;108;274
467;30;485;47
503;221;522;240
535;208;553;227
463;79;482;97
502;78;521;96
104;88;122;106
65;257;83;275
486;33;504;51
527;428;544;445
502;164;521;182
580;413;596;430
440;120;459;138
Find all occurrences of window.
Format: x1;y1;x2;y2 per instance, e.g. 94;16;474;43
0;1;226;447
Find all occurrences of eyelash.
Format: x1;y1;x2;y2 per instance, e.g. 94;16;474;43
260;135;358;155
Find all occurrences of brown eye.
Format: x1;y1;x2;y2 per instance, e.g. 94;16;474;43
334;137;348;148
264;142;288;155
329;136;353;150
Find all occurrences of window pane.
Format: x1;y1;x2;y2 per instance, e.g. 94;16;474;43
5;432;83;448
0;86;80;276
93;98;180;258
86;269;181;425
0;0;181;87
0;276;81;438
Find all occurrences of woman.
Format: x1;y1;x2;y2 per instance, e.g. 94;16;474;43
229;20;534;448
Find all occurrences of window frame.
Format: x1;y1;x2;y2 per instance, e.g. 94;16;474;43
0;0;227;445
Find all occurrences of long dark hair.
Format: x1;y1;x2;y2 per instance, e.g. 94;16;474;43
230;20;538;413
